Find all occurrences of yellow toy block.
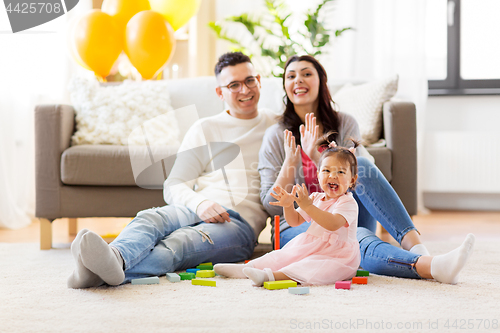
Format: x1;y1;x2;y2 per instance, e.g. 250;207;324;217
198;262;212;266
192;279;216;287
263;280;297;290
196;270;215;278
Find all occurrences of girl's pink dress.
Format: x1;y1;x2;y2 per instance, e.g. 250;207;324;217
250;192;360;286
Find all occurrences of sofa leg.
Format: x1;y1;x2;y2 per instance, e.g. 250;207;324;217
40;218;53;250
68;218;78;236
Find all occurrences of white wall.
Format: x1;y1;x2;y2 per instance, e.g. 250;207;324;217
423;95;500;210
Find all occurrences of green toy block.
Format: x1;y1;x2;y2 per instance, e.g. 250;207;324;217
263;280;297;290
192;279;216;287
198;262;212;266
166;273;180;282
179;272;196;280
196;270;215;278
131;276;160;285
356;269;370;277
196;264;214;270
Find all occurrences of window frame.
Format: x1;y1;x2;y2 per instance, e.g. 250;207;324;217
428;0;500;96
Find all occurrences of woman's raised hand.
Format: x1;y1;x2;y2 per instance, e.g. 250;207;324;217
269;185;297;208
299;113;320;164
283;129;301;166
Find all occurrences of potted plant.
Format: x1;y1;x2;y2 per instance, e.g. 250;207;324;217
209;0;352;77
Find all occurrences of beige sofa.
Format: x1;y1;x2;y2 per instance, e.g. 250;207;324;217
35;77;417;249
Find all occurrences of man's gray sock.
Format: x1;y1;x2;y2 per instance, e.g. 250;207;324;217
67;228;104;289
80;230;125;286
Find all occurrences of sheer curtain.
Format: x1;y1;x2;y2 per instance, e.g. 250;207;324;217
322;0;429;213
0;1;91;229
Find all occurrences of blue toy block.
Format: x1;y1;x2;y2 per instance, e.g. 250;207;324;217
131;276;160;285
288;286;309;295
186;268;200;274
166;273;180;282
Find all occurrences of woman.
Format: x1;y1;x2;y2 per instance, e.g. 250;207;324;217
257;55;474;283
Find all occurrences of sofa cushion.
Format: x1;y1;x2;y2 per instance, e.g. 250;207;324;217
61;144;179;186
366;147;392;182
333;75;398;145
69;78;181;146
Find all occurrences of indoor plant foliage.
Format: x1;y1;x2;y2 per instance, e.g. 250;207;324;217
209;0;351;77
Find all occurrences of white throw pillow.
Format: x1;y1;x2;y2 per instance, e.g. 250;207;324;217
333;75;398;145
69;77;180;146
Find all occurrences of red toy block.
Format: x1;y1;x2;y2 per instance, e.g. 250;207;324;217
352;277;368;284
274;215;280;250
335;281;351;290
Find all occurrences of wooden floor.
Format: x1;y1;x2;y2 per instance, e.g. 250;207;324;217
0;211;499;247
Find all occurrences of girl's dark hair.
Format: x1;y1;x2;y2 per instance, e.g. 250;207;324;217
316;131;359;189
280;55;340;146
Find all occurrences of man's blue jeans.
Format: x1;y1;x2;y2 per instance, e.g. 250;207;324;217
280;157;422;279
111;205;256;283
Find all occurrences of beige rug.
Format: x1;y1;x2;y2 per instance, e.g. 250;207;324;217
0;239;498;333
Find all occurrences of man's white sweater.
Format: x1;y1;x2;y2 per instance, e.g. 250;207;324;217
163;109;277;237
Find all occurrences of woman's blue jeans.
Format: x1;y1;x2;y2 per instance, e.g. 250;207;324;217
111;205;256;283
280;157;421;279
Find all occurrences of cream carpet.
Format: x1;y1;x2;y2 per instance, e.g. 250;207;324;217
0;239;498;333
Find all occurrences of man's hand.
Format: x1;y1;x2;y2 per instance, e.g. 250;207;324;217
299;113;320;165
196;200;231;223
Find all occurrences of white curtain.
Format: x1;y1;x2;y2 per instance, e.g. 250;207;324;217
0;1;91;229
322;0;429;213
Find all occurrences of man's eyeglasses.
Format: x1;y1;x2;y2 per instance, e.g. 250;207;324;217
219;76;259;93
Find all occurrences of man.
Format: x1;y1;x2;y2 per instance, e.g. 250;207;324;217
67;52;277;288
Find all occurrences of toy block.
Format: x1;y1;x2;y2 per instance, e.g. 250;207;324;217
335;281;351;290
264;280;297;290
352;277;368;284
196;264;214;270
198;262;212;266
196;270;215;278
166;273;180;282
274;215;280;250
288;287;309;295
179;272;196;280
244;260;250;264
186;268;200;274
356;269;370;277
131;276;160;285
192;279;216;287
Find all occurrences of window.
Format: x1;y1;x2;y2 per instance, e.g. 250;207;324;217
426;0;500;95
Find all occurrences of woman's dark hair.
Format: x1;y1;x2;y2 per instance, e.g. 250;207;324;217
280;55;340;146
316;131;359;189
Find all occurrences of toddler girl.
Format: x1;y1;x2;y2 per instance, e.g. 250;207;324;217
215;132;361;286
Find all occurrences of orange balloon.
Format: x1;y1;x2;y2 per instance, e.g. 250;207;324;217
74;10;123;78
102;0;150;35
67;15;91;71
125;11;176;80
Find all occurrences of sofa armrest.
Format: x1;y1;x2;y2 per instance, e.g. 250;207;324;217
35;104;75;219
383;100;417;216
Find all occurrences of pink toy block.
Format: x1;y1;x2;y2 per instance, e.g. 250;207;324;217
335;281;351;290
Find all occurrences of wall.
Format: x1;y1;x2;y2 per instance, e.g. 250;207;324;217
423;95;500;210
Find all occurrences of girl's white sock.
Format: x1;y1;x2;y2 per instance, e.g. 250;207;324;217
243;267;274;287
430;234;475;284
410;244;430;256
214;263;252;278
